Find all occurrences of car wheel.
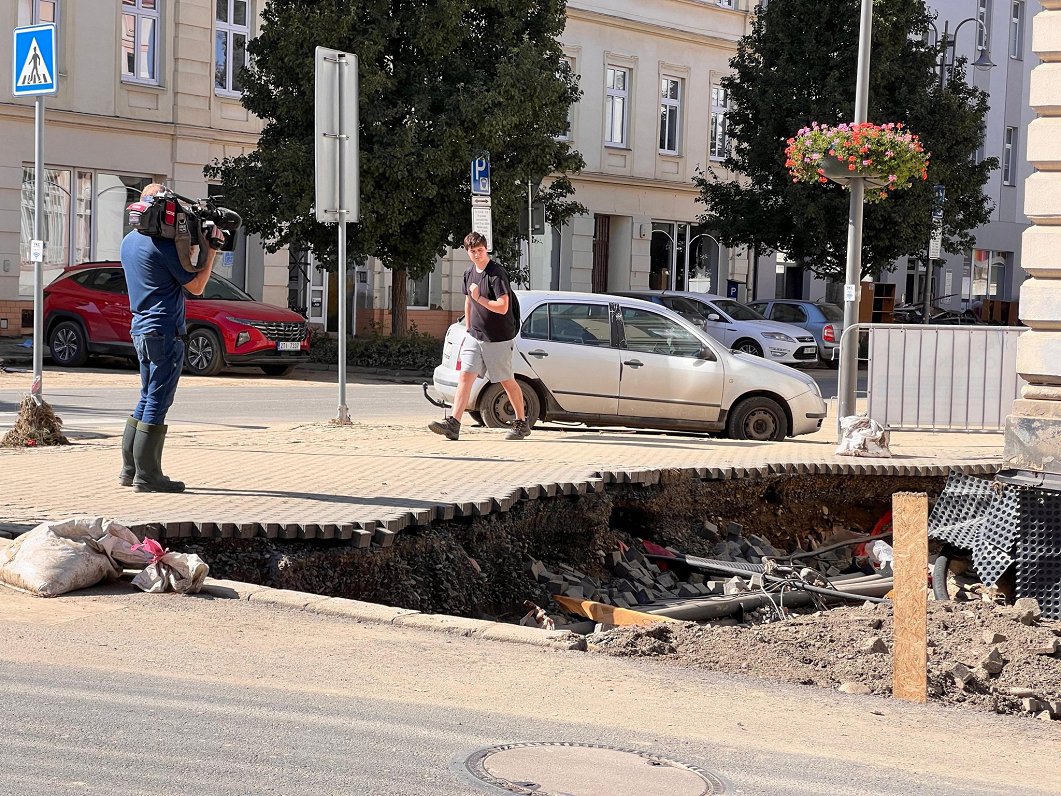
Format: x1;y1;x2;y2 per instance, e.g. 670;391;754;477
726;396;787;441
467;411;485;427
479;381;541;429
48;320;89;367
184;328;224;377
260;364;296;377
733;339;764;357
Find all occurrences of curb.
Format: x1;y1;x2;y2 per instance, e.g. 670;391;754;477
200;577;588;651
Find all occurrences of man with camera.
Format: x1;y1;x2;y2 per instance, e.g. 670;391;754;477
118;183;218;493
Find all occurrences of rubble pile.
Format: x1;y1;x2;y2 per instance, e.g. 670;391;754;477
1;396;68;448
589;597;1061;719
529;523;782;611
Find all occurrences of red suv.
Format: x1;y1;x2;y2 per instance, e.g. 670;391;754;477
43;261;310;377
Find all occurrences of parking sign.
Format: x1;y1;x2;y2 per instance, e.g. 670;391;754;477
470;156;491;195
13;24;57;97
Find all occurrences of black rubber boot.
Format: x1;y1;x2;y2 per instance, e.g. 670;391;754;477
132;421;185;493
118;417;138;486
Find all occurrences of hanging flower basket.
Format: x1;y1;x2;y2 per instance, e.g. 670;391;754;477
785;122;930;203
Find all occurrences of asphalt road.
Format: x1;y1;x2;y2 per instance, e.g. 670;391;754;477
0;363;864;437
1;587;1051;796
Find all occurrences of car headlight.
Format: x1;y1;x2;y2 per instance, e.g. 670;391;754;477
761;332;795;342
225;316;255;326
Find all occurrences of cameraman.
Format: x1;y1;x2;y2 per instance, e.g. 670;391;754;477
119;183;216;493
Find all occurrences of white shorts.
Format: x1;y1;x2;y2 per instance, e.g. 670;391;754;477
459;336;515;382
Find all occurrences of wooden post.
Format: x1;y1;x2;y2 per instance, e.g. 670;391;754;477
892;491;928;703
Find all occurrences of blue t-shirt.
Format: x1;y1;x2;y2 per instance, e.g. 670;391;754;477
121;231;196;336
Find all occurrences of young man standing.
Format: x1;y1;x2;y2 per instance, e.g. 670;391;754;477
429;231;529;441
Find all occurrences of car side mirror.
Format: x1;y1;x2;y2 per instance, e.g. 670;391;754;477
706;313;721;322
698;344;716;361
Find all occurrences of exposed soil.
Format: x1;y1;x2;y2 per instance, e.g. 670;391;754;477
589;599;1061;719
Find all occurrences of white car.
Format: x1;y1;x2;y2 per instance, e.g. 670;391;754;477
429;291;827;441
614;290;820;365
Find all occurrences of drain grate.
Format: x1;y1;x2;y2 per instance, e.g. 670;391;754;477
464;742;725;796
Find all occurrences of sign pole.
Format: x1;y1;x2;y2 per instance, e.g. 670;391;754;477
31;95;44;404
336;52;350;424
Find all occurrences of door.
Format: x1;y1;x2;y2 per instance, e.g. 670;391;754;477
519;300;619;415
89;267;134;343
696;298;740;348
591;215;610;293
616;306;724;422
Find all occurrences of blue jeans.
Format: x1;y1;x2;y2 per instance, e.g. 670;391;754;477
132;333;185;425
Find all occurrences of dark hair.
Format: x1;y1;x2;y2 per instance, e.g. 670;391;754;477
463;231;488;249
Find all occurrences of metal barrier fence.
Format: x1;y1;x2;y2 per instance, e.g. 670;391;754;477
838;323;1026;432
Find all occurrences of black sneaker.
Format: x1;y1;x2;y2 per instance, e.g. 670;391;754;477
428;416;460;440
505;419;531;440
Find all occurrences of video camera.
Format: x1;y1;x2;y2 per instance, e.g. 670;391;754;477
127;188;242;272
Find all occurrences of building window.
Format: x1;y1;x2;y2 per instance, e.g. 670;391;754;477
659;77;682;154
408;272;431;308
558;56;575;141
1010;1;1024;59
20;167;151;294
605;66;629;147
709;85;729;160
1003;126;1017;185
21;0;57;24
969;249;1008;301
977;0;992;51
215;0;250;96
121;0;160;84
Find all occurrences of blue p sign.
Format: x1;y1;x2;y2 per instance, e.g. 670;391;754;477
470;156;491;196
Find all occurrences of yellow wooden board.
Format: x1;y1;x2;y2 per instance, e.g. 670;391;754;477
553;594;681;626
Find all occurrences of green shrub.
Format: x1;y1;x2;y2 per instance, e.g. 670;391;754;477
309;325;443;371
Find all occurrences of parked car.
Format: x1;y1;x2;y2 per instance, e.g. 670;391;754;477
42;261;310;377
429;291;827;441
612;290;819;366
746;299;846;367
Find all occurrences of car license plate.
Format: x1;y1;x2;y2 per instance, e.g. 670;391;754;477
276;341;301;352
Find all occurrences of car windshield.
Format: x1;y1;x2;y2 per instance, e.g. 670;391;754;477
187;273;254;301
817;302;845;322
662;296;708;319
711;299;765;321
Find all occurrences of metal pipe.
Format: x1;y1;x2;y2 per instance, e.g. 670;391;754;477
32;96;44;405
336;53;350;424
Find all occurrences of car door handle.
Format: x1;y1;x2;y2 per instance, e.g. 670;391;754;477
623;359;644;368
528;349;549;358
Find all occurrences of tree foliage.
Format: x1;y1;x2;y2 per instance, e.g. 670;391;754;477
695;0;996;282
206;0;584;333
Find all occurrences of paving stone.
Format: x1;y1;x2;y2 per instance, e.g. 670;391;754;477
981;630;1008;644
979;648;1005;675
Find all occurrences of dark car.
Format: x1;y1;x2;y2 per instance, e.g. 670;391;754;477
746;299;845;368
42;261;310;377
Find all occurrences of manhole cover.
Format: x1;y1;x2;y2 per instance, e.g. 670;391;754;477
464;742;725;795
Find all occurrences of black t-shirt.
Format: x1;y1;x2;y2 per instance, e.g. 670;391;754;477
464;260;517;342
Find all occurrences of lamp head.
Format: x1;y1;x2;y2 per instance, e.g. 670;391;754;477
973;48;995;71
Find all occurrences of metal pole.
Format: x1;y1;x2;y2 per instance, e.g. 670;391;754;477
838;0;874;423
527;179;533;286
31;96;44;404
923;23;948;326
336;54;350;424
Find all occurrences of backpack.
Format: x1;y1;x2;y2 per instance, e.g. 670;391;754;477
509;289;521;330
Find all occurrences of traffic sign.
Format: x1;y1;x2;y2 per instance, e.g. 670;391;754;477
471;156;491;195
471;206;493;251
928;235;942;260
932;184;945;222
29;239;43;262
13;24;56;97
314;47;359;223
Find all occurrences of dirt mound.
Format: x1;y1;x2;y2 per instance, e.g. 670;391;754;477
589;599;1061;718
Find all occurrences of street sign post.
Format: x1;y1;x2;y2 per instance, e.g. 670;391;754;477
923;184;946;322
470;156;492;250
315;46;359;424
14;24;58;406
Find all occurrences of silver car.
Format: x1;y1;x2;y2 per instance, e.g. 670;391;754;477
430;291;827;441
613;290;819;365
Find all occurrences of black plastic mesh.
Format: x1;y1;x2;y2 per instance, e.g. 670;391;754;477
1015;488;1061;620
928;472;1020;586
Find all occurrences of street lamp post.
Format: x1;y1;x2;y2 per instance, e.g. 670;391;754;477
921;17;994;323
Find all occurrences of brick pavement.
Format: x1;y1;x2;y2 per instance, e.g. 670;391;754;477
1;413;1004;540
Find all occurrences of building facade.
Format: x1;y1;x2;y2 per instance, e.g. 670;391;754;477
0;0;289;337
363;0;756;333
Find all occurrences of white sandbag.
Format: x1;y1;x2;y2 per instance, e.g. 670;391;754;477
130;538;209;594
835;414;892;458
0;516;136;597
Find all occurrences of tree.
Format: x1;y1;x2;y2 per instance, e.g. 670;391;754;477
206;0;584;335
694;0;995;284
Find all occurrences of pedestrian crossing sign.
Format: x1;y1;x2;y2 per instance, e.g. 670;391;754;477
13;24;57;97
